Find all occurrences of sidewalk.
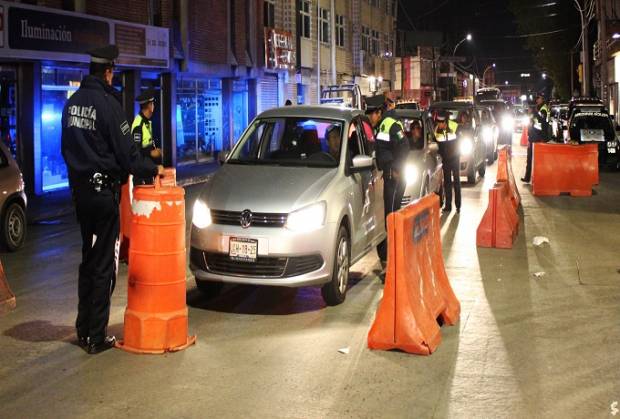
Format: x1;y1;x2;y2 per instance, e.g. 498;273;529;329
27;161;220;223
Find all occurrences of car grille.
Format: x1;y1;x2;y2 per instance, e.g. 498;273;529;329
210;210;287;228
190;248;324;278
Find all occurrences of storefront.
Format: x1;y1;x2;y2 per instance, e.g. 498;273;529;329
0;1;169;195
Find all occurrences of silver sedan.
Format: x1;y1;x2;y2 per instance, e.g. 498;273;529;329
190;106;386;306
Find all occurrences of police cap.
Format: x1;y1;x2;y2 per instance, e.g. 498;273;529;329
365;94;385;112
536;91;546;100
136;89;157;105
435;110;449;122
87;45;119;66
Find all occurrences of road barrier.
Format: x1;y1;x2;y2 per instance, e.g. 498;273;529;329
119;170;176;262
368;194;460;355
476;182;519;249
532;143;599;197
520;126;528;147
116;173;195;354
496;146;521;210
0;261;15;315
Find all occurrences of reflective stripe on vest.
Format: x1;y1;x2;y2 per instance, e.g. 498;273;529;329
533;104;549;130
378;117;405;142
435;120;458;142
131;114;153;149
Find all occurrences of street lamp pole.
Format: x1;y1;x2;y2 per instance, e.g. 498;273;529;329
452;33;472;57
482;63;496;86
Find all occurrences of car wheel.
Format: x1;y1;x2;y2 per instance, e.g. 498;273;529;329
467;160;476;184
195;279;224;299
478;162;486;178
321;226;350;306
2;202;26;252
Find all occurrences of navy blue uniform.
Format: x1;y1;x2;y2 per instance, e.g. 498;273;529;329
61;75;157;345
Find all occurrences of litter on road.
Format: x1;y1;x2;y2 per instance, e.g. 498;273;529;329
533;236;550;247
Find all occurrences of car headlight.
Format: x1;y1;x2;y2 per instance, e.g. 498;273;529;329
404;164;419;186
192;199;212;229
460;137;474;156
502;116;514;131
483;127;493;143
285;202;326;232
521;116;530;127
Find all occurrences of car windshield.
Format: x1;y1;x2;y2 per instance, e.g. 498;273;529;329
569;114;614;140
401;118;425;150
228;117;345;168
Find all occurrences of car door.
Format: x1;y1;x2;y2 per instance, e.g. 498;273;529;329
345;117;378;257
424;117;443;194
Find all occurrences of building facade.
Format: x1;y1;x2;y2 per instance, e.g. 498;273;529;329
0;0;396;198
593;0;620;124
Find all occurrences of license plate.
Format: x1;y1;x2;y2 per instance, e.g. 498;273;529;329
229;237;258;262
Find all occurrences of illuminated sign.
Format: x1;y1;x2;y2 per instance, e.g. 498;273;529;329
265;28;295;70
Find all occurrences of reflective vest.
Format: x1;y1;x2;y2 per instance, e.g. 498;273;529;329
533;104;549;131
376;116;405;142
131;114;153;149
435;120;459;142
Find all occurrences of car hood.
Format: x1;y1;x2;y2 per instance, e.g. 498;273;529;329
200;164;337;213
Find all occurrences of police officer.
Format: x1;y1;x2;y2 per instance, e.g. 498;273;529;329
522;92;550;182
366;94;409;264
61;45;164;354
132;90;162;185
435;111;462;213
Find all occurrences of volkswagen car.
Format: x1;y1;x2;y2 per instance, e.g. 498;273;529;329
567;110;619;167
190;106;386;306
0;141;27;251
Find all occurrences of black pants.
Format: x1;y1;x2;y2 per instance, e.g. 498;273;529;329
74;187;120;344
442;157;461;210
377;175;405;262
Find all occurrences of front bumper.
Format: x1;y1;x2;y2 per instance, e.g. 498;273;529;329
189;222;338;287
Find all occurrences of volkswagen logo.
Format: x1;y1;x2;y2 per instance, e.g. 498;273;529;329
240;209;253;229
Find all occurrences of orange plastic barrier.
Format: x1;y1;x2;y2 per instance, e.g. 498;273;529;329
0;260;15;315
119;176;133;262
520;126;528;146
476;182;519;249
116;175;195;354
496;146;521;210
368;194;460;355
532;143;599;197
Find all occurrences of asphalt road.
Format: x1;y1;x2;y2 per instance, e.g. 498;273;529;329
1;135;619;418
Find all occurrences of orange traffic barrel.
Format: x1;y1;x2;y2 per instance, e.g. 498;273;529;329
116;175;195;354
0;260;16;315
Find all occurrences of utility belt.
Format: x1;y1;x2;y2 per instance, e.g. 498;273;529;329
73;172;120;194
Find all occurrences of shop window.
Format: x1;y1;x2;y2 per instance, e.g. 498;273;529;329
361;26;370;52
176;79;223;164
232;80;248;148
264;0;275;28
40;66;85;193
335;15;345;48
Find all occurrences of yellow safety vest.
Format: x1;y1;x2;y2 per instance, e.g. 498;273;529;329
376;117;405;142
435;120;459;142
131;114;153;149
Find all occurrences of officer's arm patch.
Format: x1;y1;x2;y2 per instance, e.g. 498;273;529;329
397;130;405;140
120;121;130;136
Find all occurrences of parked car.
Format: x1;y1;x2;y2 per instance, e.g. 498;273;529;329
0;141;27;251
480;99;513;147
429;101;487;184
320;84;363;110
476;105;499;162
190;106;385;306
567;97;606;121
550;102;569;142
392;109;444;206
395;101;419;110
474;87;502;103
567;110;619;167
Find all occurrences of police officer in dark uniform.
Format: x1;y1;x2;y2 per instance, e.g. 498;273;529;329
435;111;462;213
366;94;409;264
522;92;550;182
131;90;162;185
61;45;164;354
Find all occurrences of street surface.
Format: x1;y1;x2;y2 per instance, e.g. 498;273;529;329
1;135;619;418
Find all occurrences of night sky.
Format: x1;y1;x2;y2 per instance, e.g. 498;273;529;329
399;0;582;94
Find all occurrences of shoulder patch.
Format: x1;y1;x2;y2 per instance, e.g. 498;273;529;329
120;121;130;136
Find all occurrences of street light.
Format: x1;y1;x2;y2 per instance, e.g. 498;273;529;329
542;73;547;80
613;33;620;39
482;63;496;82
505;81;509;85
453;33;473;56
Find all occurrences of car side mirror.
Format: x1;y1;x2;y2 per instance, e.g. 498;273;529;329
218;150;229;165
350;155;373;172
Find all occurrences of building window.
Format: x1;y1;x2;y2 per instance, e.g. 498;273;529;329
385;0;390;15
335;15;345;47
368;0;379;7
300;0;311;39
148;0;162;26
371;30;380;56
319;8;330;44
264;0;275;28
361;26;370;51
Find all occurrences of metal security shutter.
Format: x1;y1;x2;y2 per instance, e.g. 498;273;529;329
258;75;279;113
